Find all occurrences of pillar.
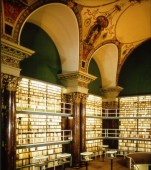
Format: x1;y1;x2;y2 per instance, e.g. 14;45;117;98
80;94;87;153
1;38;35;170
101;86;123;149
1;74;19;170
58;71;96;167
71;92;81;168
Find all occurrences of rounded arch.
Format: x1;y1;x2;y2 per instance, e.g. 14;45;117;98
18;3;80;73
89;43;118;88
20;22;62;84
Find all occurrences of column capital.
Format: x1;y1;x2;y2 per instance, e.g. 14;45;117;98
58;71;96;94
101;86;123;101
1;38;35;76
1;73;20;91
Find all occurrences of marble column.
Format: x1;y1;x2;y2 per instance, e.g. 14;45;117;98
71;92;81;168
80;94;87;153
58;71;96;167
1;74;19;170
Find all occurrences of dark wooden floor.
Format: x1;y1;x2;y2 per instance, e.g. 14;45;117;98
54;157;131;170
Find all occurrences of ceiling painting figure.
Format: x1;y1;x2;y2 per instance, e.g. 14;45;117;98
83;15;109;60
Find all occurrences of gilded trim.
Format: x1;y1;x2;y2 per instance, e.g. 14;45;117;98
1;38;35;68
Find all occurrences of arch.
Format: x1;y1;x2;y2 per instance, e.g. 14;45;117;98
19;3;79;73
20;22;62;84
89;43;118;88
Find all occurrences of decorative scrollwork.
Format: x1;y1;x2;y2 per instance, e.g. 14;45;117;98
1;73;20;91
1;38;35;68
102;101;118;109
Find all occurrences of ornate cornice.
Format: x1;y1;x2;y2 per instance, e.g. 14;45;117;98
58;71;96;84
1;38;35;68
58;71;96;94
101;86;123;101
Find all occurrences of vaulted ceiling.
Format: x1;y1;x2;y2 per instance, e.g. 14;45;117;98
2;0;151;89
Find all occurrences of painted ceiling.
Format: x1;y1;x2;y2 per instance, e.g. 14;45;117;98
1;0;151;88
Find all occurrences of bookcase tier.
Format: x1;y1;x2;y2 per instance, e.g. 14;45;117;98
16;77;72;170
86;95;102;156
118;95;151;153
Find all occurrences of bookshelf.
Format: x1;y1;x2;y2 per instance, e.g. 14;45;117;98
16;77;72;170
86;95;102;155
118;95;151;153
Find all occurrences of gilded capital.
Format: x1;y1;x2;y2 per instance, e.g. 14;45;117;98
1;73;20;91
81;94;88;104
72;92;82;103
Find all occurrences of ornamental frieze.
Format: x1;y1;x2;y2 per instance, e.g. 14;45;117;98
78;81;87;88
1;38;35;68
58;71;96;86
102;101;118;109
2;55;20;68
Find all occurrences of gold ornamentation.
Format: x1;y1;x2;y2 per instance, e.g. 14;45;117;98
71;92;88;104
72;92;81;103
1;73;20;91
1;38;35;68
102;101;118;109
81;94;88;104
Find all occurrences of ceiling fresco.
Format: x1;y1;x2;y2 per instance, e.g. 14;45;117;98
1;0;151;88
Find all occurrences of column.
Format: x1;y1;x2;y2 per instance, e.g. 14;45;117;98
1;38;34;170
101;86;123;149
71;92;81;168
58;71;96;167
1;74;19;170
80;94;87;153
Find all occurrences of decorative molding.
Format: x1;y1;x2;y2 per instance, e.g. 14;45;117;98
102;101;118;109
1;73;21;91
1;64;21;77
1;38;35;69
72;92;82;103
58;71;96;94
101;86;123;101
81;93;88;105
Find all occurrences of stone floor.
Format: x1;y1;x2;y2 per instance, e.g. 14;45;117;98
54;157;131;170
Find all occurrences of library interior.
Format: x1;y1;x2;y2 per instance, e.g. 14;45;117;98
1;0;151;170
